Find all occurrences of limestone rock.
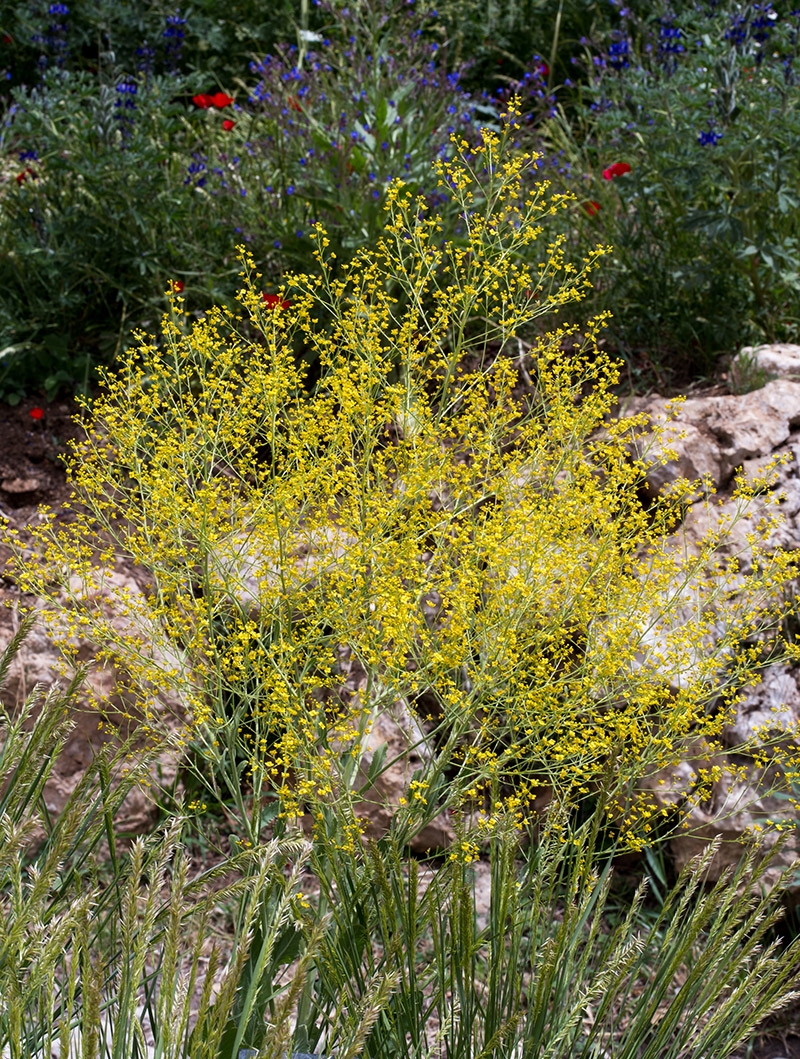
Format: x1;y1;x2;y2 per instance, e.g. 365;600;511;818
354;703;456;853
0;572;182;833
1;477;42;495
206;524;355;613
631;400;723;496
735;343;800;382
626;384;800;891
722;667;800;756
640;738;725;812
667;769;800;894
641;740;800;892
630;381;800;496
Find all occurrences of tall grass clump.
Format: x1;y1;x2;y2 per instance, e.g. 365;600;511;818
0;614;340;1059
3;100;800;1056
2;638;800;1058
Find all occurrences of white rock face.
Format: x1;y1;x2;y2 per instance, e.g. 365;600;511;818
628;382;800;888
666;769;800;894
0;569;182;831
735;343;800;381
205;524;355;612
723;667;800;753
634;380;800;496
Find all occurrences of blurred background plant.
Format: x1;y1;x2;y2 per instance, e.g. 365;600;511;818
529;0;800;386
1;0;297;93
0;0;307;402
216;0;488;272
0;65;233;402
0;0;501;401
2;0;799;401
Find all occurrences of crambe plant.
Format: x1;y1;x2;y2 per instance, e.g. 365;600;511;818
3;100;799;861
4;101;800;1059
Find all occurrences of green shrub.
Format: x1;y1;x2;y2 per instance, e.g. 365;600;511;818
214;0;486;274
1;0;296;93
0;0;496;401
537;0;800;377
0;65;245;402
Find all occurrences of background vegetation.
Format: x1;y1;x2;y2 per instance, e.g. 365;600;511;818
1;0;798;400
2;1;800;1055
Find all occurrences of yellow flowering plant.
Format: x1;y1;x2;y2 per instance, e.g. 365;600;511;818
4;100;799;859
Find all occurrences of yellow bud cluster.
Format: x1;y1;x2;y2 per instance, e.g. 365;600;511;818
4;100;798;850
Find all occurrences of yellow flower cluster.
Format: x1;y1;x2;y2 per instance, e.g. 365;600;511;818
5;100;798;849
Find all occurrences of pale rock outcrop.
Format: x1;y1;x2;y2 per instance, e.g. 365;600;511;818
632;380;800;497
666;770;799;894
734;342;800;382
722;667;800;755
630;379;800;888
205;523;355;612
0;569;183;830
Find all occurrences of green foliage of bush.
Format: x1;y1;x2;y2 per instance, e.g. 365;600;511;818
2;0;799;397
0;67;241;399
536;0;800;377
0;1;501;400
1;0;296;90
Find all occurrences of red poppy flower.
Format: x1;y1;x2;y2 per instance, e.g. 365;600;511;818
193;92;233;109
536;60;549;78
222;119;235;131
288;96;302;112
29;407;44;421
263;294;290;311
602;162;631;180
2;34;13;45
583;200;601;216
171;280;184;293
16;167;36;185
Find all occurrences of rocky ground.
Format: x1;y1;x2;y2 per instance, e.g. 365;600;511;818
3;345;800;1055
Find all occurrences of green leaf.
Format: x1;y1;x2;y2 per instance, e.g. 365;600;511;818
349;146;367;174
375;95;388;130
364;743;388;788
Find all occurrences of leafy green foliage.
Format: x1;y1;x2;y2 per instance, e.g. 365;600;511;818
1;0;296;91
0;66;247;401
536;0;800;378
